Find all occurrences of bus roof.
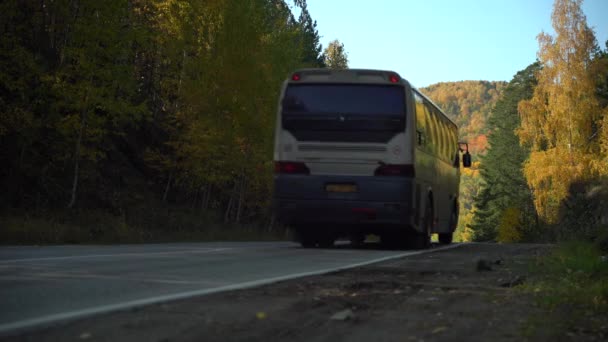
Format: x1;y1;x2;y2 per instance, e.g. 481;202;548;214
287;68;411;87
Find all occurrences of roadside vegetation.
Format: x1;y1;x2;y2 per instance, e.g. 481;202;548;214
463;0;608;337
1;207;288;244
467;0;608;245
523;240;608;339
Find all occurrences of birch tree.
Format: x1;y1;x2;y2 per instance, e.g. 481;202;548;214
517;0;603;222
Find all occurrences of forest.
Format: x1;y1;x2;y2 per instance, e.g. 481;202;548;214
1;0;607;246
0;0;333;242
464;0;608;243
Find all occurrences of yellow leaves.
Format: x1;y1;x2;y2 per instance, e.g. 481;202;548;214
458;209;476;242
523;148;596;223
497;207;522;243
517;0;606;223
255;312;266;320
461;161;480;177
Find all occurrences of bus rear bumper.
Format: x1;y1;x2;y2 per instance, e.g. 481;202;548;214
274;198;413;228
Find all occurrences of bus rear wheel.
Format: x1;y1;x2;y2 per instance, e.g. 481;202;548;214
439;210;457;244
296;227;316;248
438;232;453;244
412;204;432;249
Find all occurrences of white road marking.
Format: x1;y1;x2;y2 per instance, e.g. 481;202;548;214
0;244;461;336
0;248;232;263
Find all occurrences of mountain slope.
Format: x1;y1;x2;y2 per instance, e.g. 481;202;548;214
420;80;507;154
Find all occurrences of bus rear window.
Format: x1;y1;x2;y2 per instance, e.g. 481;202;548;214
283;84;405;116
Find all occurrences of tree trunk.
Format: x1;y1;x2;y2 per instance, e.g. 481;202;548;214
235;174;246;224
192;187;199;209
201;185;211;211
224;181;238;223
67;85;90;209
268;214;275;232
162;168;174;203
68;105;88;209
224;195;233;223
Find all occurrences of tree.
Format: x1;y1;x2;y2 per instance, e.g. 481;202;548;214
294;0;324;67
517;0;604;223
469;63;540;242
323;39;348;69
595;41;608;173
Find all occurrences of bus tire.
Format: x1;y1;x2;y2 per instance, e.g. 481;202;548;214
350;234;366;248
438;232;453;244
439;210;456;244
296;227;316;248
413;202;432;249
318;237;335;248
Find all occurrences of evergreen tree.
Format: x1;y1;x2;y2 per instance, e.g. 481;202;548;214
294;0;325;67
470;63;540;241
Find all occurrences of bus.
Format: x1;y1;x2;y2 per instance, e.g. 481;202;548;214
273;69;471;249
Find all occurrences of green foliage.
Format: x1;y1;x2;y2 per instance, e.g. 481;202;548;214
0;208;287;245
469;63;540;242
524;241;608;330
294;0;325;67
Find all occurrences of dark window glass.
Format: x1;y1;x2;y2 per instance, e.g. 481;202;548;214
281;84;406;142
283;84;405;116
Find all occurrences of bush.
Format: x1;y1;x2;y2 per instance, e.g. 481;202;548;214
497;207;522;242
557;179;608;242
524;241;608;320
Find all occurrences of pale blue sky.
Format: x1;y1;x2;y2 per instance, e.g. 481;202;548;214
304;0;608;87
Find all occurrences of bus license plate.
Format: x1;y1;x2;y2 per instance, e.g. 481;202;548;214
325;184;357;193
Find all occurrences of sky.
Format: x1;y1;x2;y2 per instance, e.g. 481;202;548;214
304;0;608;88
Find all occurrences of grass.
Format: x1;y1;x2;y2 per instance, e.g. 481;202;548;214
0;208;289;245
521;240;608;339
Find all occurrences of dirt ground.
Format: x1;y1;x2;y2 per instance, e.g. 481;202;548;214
4;243;592;342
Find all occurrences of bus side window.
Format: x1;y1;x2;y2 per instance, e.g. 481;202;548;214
451;126;459;167
414;91;426;146
425;103;438;157
443;121;451;162
438;118;447;162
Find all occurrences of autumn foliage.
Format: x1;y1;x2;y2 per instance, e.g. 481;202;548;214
517;0;607;224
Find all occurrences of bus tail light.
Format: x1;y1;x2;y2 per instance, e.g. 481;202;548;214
292;73;301;81
389;74;400;83
374;164;415;177
274;161;310;175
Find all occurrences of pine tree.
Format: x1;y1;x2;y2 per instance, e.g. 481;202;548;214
469;63;540;241
294;0;324;67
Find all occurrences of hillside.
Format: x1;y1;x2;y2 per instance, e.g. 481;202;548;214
420;81;507;154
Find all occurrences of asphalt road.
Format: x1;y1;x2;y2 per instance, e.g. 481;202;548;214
0;242;459;335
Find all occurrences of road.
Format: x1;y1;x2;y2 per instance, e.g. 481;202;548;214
0;242;458;335
2;243;562;342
